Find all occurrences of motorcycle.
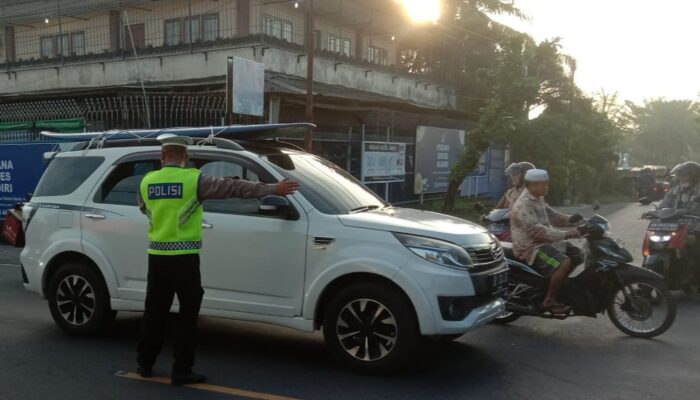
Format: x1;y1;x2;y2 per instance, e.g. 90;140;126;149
641;200;700;294
481;208;511;242
494;214;677;338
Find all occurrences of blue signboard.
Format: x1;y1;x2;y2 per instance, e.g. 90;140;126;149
0;143;60;216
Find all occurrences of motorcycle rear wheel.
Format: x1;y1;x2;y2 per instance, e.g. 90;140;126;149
607;277;676;338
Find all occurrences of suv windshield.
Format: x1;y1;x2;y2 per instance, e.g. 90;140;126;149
263;152;387;215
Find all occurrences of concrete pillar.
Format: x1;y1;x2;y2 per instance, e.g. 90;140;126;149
4;26;16;63
268;95;281;123
355;28;364;61
109;10;121;52
237;0;251;37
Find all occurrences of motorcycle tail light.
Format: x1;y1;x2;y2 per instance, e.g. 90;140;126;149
643;232;651;257
668;225;689;249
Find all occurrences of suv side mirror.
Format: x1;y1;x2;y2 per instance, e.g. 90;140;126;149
259;195;298;219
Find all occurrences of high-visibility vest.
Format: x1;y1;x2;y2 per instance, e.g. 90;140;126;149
140;166;203;255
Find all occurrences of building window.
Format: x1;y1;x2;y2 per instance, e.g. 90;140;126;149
185;16;201;43
328;34;351;57
164;19;182;45
40;36;54;58
71;31;85;55
165;13;220;46
202;14;219;41
367;45;389;65
40;31;85;58
263;15;293;42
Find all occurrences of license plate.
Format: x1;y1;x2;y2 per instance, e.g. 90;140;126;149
648;222;678;231
491;270;508;293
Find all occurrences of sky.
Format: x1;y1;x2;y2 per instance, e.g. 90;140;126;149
488;0;700;105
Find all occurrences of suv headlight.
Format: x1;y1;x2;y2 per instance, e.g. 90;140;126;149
394;233;473;269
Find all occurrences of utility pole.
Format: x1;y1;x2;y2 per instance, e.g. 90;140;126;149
564;56;577;205
57;0;64;64
304;0;315;152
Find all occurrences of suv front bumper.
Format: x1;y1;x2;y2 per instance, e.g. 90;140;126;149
397;258;507;335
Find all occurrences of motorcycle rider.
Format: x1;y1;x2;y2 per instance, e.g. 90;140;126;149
495;162;536;210
644;162;700;288
656;162;700;212
510;169;583;314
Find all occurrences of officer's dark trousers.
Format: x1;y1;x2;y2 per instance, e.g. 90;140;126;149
137;253;204;373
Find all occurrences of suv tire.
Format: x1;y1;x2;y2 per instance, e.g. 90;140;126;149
322;282;419;374
47;262;116;336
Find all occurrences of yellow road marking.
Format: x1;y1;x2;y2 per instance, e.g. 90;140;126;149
116;371;300;400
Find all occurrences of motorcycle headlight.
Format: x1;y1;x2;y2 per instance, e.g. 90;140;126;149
394;233;473;269
649;234;672;243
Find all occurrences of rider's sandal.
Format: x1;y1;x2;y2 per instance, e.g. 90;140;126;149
542;302;571;315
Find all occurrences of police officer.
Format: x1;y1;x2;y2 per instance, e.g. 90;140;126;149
135;134;300;385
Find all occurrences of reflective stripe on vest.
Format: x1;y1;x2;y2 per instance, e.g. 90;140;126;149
140;166;203;256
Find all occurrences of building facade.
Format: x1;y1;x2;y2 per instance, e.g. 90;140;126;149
0;0;505;202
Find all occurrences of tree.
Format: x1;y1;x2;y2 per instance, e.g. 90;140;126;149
442;36;571;211
624;99;700;167
511;96;620;203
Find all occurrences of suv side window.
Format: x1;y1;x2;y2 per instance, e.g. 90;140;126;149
96;161;159;206
197;160;262;215
34;156;105;197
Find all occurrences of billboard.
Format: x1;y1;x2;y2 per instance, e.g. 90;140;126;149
230;57;265;117
0;143;59;216
361;142;406;183
414;126;466;194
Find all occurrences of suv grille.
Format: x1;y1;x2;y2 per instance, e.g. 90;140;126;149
466;244;504;270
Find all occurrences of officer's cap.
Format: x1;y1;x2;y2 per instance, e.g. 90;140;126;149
157;133;193;147
524;169;549;182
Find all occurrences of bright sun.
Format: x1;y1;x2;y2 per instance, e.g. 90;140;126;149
401;0;442;24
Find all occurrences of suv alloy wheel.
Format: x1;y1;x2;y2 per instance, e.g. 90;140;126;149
322;282;419;374
47;262;116;336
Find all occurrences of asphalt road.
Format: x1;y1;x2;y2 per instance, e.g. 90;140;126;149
1;202;699;400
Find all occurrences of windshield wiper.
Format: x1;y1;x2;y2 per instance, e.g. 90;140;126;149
349;205;382;213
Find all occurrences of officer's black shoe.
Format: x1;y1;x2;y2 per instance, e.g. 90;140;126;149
137;366;153;378
171;369;206;386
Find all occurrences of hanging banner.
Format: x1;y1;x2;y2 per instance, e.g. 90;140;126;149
230;57;265;117
361;141;406;183
0;143;59;217
414;126;466;194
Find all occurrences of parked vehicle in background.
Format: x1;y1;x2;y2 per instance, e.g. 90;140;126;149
19;127;507;373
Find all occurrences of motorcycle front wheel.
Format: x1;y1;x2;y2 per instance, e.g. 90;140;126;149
607;277;676;338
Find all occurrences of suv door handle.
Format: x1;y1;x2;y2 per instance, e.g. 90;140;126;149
84;213;106;220
202;222;213;229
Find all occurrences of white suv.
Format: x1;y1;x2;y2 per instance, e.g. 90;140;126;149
20;136;506;373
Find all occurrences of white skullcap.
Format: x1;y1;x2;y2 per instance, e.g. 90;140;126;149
524;169;549;182
157;133;193;147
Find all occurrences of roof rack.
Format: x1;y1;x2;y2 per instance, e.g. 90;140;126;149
70;136;304;153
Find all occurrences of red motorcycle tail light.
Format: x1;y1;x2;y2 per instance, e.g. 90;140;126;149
643;232;651;257
668;225;689;249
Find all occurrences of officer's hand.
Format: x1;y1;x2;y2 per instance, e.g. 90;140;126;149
276;179;301;196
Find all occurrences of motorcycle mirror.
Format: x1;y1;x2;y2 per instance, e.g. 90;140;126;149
639;197;652;205
592;201;600;211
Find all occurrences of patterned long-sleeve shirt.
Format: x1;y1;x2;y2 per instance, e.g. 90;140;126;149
137;173;277;214
510;189;573;264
